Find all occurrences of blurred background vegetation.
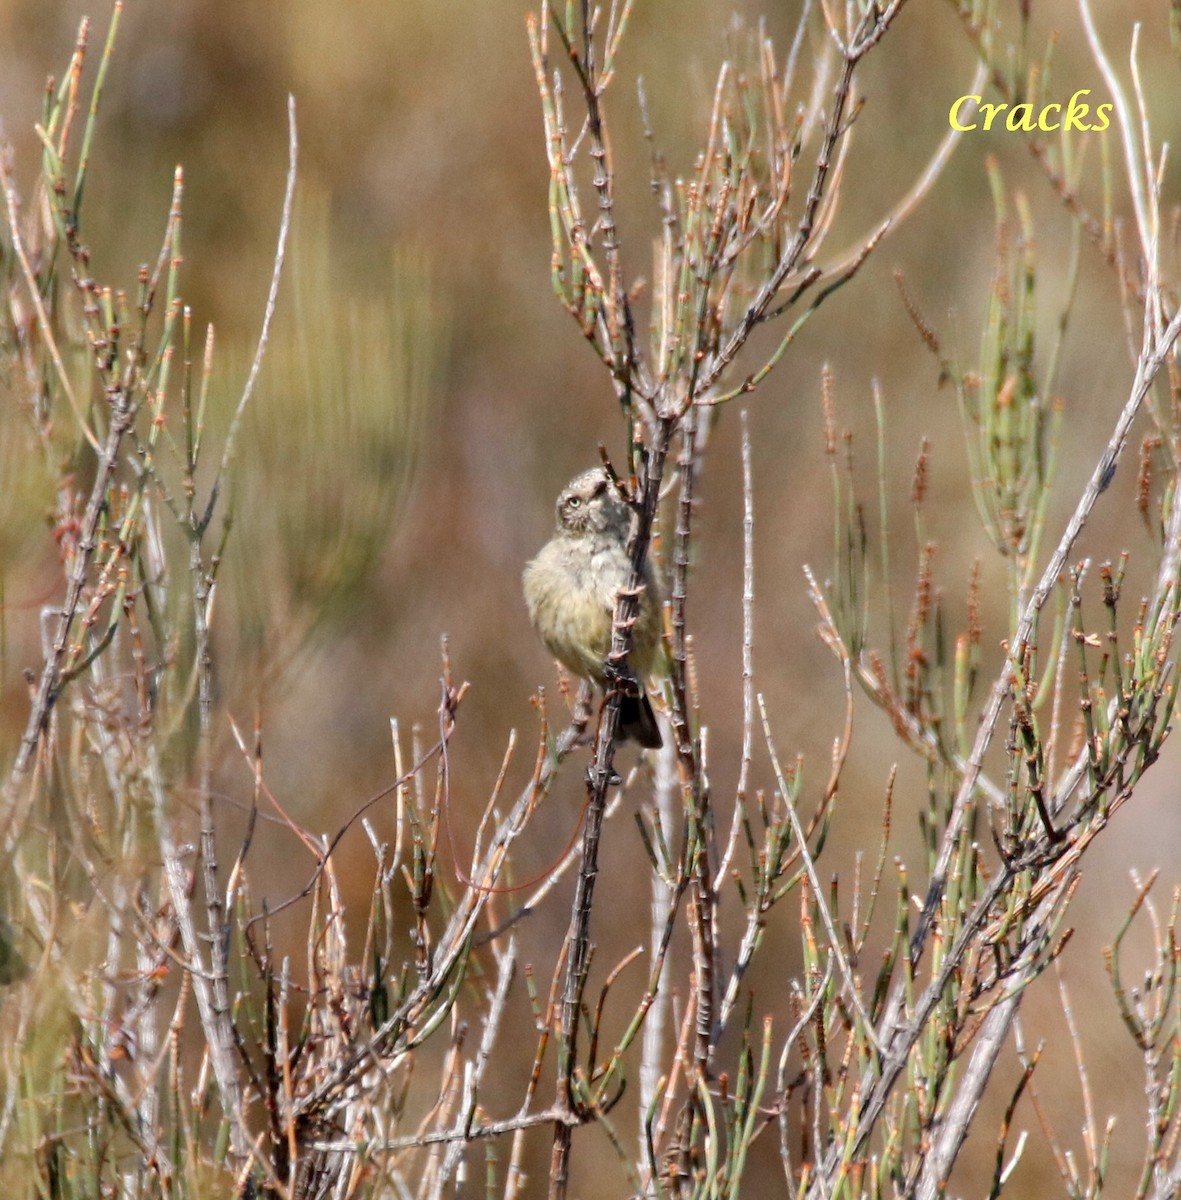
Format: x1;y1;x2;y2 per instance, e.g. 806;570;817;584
1;0;1179;1194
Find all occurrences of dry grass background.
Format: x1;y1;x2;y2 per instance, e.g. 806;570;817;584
2;1;1181;1194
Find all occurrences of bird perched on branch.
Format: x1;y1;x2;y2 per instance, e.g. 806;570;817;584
523;466;663;748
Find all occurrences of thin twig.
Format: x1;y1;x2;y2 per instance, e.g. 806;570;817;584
210;95;299;516
759;694;883;1057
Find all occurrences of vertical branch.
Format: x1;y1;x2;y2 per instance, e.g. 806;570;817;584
4;386;134;796
637;733;676;1181
673;416;718;1074
179;98;297;1170
549;417;674;1199
719;409;756;881
209;95;298;525
573;3;641;398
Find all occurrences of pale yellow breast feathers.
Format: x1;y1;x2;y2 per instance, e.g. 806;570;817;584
522;542;615;684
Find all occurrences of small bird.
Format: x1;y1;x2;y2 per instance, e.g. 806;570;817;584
523;467;663;748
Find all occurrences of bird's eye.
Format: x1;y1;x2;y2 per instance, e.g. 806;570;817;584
567;496;582;508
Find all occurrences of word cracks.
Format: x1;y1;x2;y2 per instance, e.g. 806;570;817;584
949;89;1112;133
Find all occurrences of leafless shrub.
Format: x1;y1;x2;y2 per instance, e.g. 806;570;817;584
2;3;1181;1198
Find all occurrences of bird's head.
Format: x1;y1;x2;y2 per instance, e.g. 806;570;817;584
555;467;631;539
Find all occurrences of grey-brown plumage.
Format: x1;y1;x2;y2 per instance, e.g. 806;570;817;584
523;467;663;748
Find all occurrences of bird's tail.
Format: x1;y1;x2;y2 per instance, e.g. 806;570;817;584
619;687;662;749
